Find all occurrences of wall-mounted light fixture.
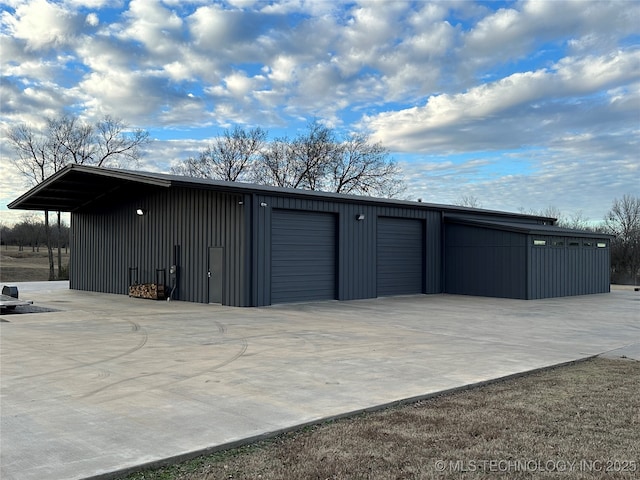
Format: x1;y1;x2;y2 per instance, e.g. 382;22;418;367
356;213;365;221
136;208;146;216
238;201;244;205
260;202;268;207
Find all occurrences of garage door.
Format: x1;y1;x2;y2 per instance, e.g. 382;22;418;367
377;217;424;296
271;210;336;303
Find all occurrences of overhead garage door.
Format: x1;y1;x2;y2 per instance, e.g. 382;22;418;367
271;210;336;303
377;217;424;296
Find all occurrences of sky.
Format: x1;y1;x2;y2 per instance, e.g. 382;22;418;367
1;0;639;227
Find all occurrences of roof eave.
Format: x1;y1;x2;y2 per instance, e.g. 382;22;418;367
7;164;172;211
445;215;612;238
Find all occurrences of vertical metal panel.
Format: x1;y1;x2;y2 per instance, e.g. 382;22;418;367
425;212;442;294
70;187;245;306
336;202;376;301
528;236;610;299
444;224;527;299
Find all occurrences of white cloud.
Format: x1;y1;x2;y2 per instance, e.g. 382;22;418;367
189;4;245;48
224;71;261;97
226;0;258;8
120;0;184;57
458;0;640;84
267;55;297;84
67;0;123;7
365;49;640;152
3;0;84;49
85;12;99;27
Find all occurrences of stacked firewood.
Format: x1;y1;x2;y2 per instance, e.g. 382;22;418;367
129;283;165;300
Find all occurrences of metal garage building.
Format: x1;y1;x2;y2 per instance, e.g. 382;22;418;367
8;165;612;306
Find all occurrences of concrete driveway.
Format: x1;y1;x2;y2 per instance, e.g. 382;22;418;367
1;283;639;480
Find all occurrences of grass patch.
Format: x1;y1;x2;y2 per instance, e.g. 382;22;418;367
0;245;70;282
118;357;639;480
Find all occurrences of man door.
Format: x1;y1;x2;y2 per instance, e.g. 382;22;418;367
208;247;223;304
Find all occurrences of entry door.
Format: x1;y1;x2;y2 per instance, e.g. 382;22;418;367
208;247;224;304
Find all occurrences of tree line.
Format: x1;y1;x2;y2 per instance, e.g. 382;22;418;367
1;215;69;251
0;216;71;279
171;121;405;197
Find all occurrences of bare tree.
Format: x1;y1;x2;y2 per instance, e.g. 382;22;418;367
255;138;300;188
563;210;591;230
256;122;404;196
172;126;266;181
603;194;640;285
518;206;590;229
288;121;340;190
455;195;482;209
253;122;337;189
176;122;405;197
7;114;150;279
328;133;404;197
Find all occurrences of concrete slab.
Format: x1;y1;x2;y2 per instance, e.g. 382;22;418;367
1;285;638;480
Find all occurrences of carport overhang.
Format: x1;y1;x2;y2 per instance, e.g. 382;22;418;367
7;164;172;212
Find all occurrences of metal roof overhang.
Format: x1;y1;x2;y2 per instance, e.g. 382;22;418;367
8;165;560;226
7;164;172;212
444;214;613;239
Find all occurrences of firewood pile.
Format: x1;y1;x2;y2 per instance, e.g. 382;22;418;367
129;283;166;300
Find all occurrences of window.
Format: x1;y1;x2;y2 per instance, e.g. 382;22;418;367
583;241;593;247
597;242;607;248
569;241;580;247
533;239;546;246
552;240;564;247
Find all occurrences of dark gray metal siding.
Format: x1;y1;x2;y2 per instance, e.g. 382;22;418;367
528;236;610;299
377;217;424;296
271;210;336;303
70;187;246;306
445;224;527;299
444;224;611;300
250;195;441;305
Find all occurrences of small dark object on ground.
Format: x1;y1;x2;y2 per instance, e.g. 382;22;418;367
2;285;19;298
1;285;36;314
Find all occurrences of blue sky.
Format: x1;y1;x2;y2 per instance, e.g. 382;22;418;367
1;0;638;226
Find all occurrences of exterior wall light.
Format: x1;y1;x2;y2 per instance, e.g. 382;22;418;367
136;208;146;216
356;213;365;221
260;202;268;207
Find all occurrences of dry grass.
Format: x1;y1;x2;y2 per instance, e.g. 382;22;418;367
121;357;640;480
0;244;69;282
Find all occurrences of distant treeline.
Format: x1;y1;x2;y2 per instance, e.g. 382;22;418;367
1;216;70;251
